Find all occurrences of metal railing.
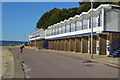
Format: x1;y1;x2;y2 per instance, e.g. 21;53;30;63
109;38;120;54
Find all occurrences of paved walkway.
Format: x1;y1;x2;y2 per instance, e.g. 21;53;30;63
26;46;120;67
41;49;120;67
10;47;119;78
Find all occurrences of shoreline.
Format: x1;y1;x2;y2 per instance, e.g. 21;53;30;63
1;46;15;78
1;46;25;78
0;46;2;79
1;47;14;78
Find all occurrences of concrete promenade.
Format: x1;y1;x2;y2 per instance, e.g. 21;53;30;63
1;46;25;79
41;49;120;67
10;47;119;78
26;46;120;67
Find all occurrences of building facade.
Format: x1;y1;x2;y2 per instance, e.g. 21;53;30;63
29;4;120;55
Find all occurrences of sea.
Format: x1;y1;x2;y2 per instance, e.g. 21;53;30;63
0;41;27;46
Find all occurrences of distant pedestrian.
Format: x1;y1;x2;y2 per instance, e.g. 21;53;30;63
20;44;24;53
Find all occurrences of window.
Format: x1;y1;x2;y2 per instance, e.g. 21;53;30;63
69;23;71;32
57;27;59;34
61;26;62;34
75;21;77;31
65;25;66;33
66;25;69;33
89;16;91;28
53;28;54;35
55;27;57;35
72;23;75;32
77;22;81;30
62;25;65;33
59;26;61;34
98;13;100;27
82;19;84;30
53;28;55;35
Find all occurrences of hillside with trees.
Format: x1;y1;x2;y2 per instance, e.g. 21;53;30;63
36;2;120;30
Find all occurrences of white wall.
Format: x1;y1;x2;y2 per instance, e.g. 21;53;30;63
29;5;120;41
45;27;102;39
105;9;120;32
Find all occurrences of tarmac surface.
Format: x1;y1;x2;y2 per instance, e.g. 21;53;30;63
9;47;120;78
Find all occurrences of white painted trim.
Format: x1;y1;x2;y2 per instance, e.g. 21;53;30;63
29;4;120;40
101;8;105;31
45;27;102;39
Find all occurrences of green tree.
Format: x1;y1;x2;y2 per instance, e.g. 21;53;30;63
36;2;120;29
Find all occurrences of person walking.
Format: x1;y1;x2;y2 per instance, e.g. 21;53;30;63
20;44;24;53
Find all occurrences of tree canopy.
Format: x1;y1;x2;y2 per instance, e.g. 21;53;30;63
36;2;120;29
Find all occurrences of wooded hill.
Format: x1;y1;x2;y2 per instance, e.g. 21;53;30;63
36;2;120;30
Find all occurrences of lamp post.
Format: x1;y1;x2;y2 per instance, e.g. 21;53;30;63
35;27;37;50
91;0;94;59
24;35;26;45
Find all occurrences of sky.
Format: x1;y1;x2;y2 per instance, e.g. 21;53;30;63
0;2;2;41
2;2;79;41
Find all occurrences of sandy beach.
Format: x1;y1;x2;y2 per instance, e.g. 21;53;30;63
1;46;14;78
0;46;2;79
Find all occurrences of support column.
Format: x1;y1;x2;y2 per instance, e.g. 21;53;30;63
64;39;67;51
75;37;81;52
70;38;75;51
65;39;70;51
52;40;54;50
37;40;40;49
60;40;63;51
36;40;44;49
33;40;35;47
63;39;65;51
36;40;40;49
32;41;35;47
56;40;58;50
40;40;43;49
57;40;60;50
57;40;58;50
49;41;51;49
51;40;53;49
68;39;70;51
39;40;43;49
50;41;52;49
60;39;62;51
59;39;61;50
81;36;88;53
61;39;65;51
36;40;38;48
48;41;50;49
31;41;33;46
55;40;57;50
54;40;56;50
98;34;107;55
88;35;97;54
61;39;63;51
